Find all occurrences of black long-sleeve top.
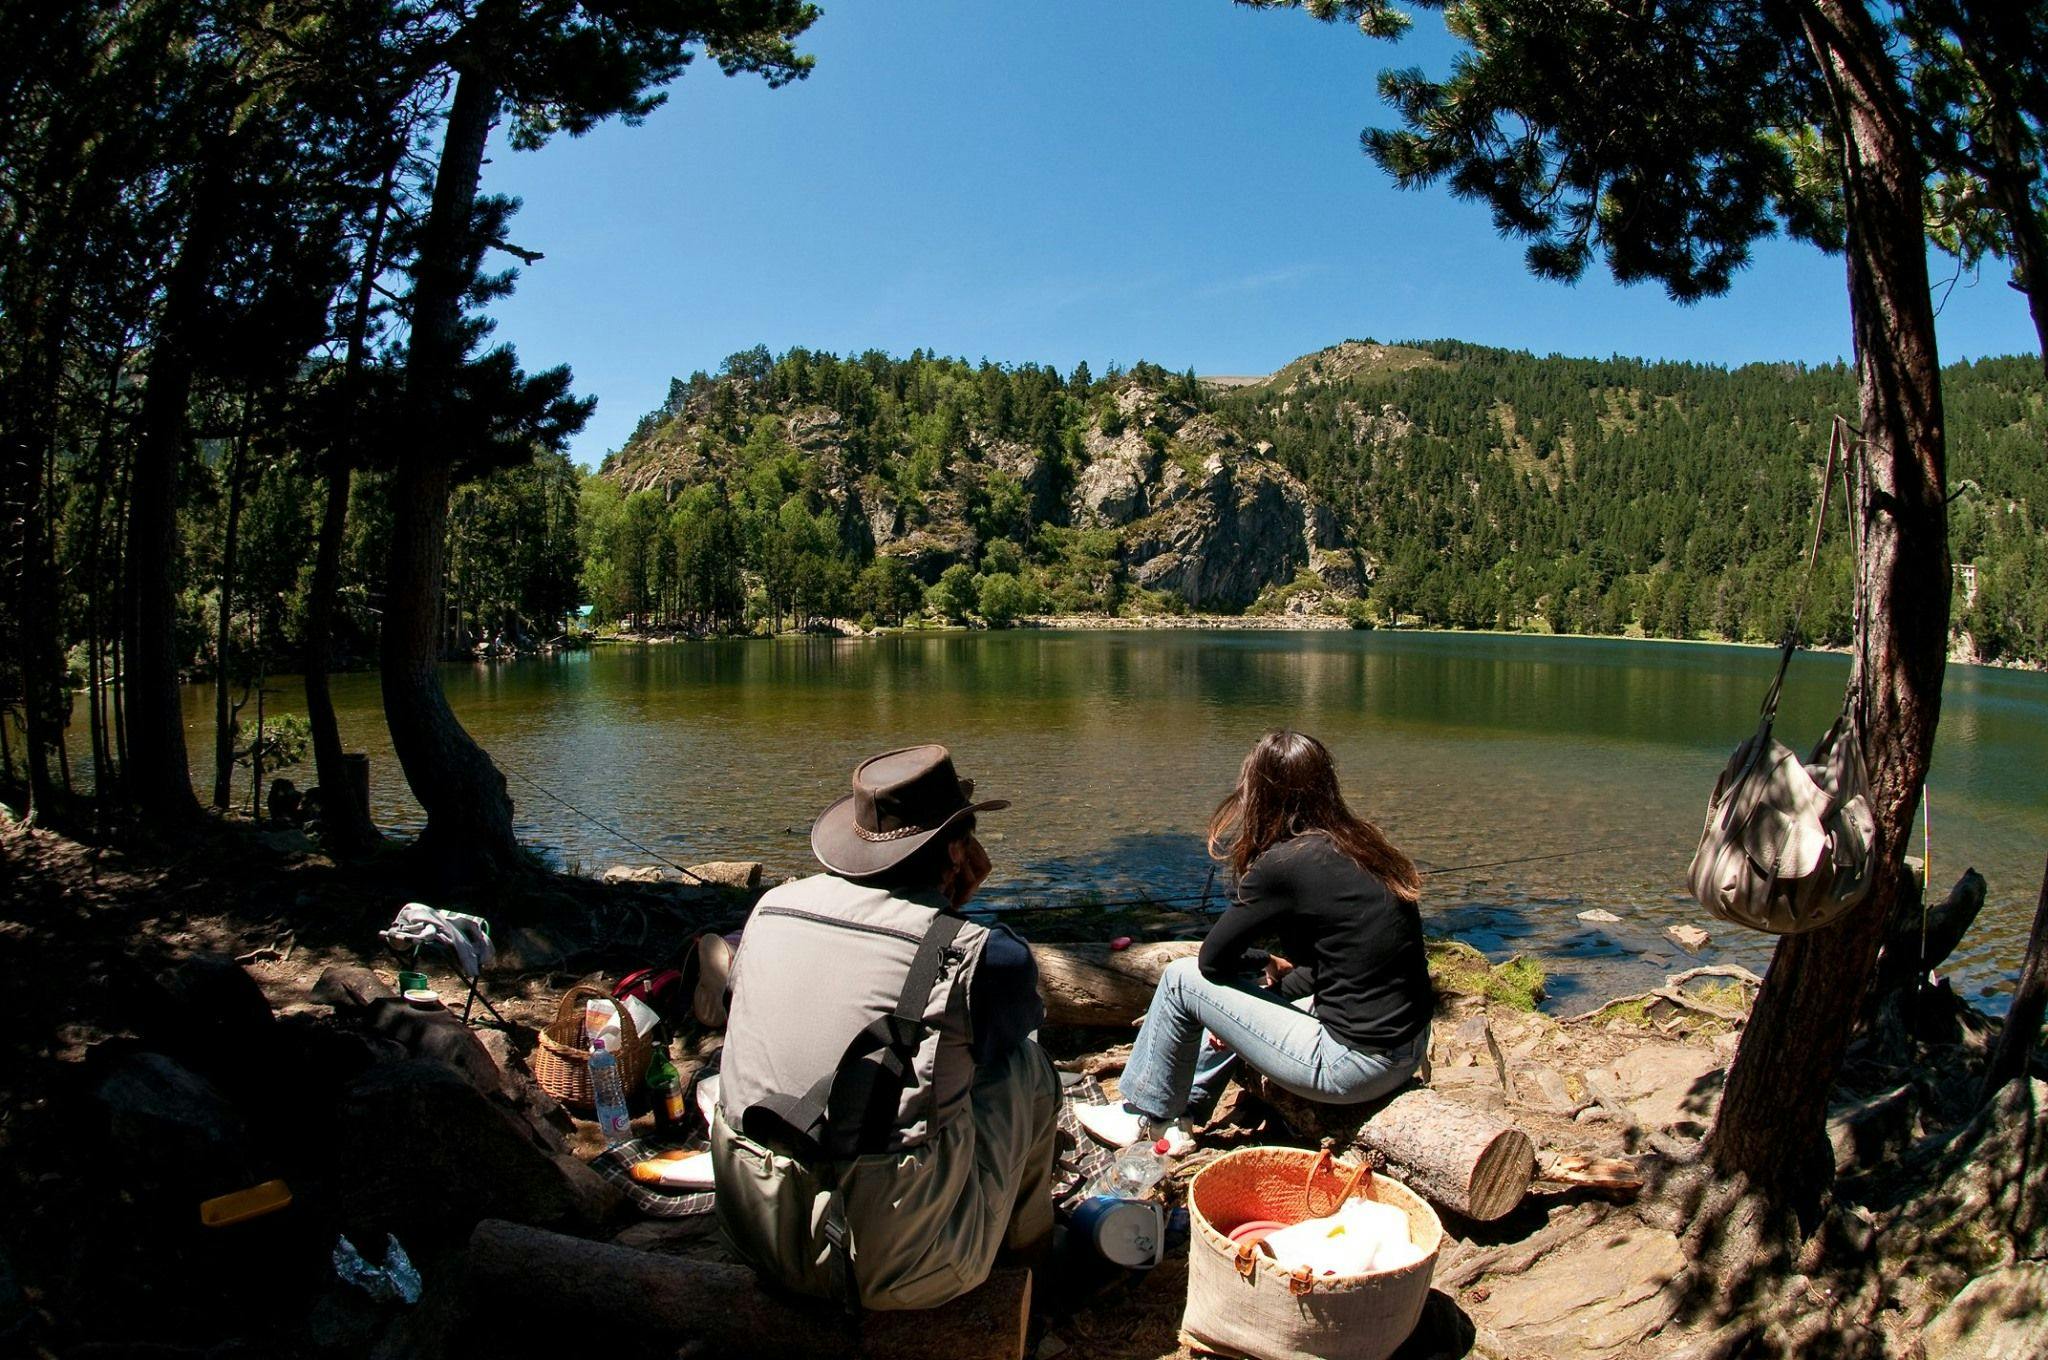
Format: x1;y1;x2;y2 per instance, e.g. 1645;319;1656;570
1197;833;1433;1051
966;923;1044;1066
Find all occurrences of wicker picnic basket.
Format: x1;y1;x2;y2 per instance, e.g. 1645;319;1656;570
532;983;653;1112
1180;1145;1443;1360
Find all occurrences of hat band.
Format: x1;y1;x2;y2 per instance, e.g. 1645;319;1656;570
853;821;925;843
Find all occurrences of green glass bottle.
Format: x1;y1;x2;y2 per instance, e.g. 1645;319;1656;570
645;1046;686;1133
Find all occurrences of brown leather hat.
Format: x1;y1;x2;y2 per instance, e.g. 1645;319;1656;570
811;745;1009;879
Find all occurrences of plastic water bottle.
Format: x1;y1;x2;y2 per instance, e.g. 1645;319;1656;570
1088;1138;1172;1199
589;1038;632;1147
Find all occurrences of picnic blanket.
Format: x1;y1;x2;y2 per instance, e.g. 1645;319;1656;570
591;1136;718;1219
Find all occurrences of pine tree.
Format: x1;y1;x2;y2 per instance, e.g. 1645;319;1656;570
379;0;815;881
1253;0;1953;1222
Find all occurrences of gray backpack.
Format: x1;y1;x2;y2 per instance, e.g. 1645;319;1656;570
1687;419;1877;934
718;875;987;1158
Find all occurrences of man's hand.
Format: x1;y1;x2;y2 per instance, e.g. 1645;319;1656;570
1263;954;1295;988
944;834;992;908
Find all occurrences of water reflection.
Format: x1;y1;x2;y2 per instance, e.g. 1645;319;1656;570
158;629;2045;1010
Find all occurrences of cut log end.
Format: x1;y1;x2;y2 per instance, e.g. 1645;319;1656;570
1254;1080;1536;1222
1465;1126;1538;1221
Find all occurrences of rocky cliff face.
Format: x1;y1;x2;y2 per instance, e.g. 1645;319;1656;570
603;363;1364;611
1048;386;1348;608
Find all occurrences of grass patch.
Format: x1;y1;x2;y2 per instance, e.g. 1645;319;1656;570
1596;996;1656;1028
1691;979;1752;1012
1427;939;1546;1011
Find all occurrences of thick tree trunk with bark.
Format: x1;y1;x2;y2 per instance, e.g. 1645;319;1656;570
84;355;124;810
1983;857;2048;1097
5;284;77;821
381;67;520;880
211;433;245;809
125;159;231;825
301;159;392;856
11;421;60;818
303;464;380;850
1709;0;1951;1203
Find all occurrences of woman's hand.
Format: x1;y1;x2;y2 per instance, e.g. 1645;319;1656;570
1263;954;1295;988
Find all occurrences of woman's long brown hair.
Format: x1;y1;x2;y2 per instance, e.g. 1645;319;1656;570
1206;729;1421;903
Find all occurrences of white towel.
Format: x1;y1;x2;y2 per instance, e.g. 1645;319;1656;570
380;903;496;980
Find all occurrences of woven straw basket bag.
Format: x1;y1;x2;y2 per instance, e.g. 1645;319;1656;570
531;982;653;1112
1181;1146;1442;1360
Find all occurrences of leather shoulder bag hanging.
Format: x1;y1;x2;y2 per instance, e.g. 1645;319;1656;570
1687;417;1878;934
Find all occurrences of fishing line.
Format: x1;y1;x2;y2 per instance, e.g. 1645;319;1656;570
973;834;1675;919
498;758;1670;922
499;759;711;886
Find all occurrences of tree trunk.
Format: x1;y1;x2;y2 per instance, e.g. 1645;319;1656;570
8;301;74;822
84;352;124;814
1709;0;1950;1205
464;1219;1032;1360
302;156;393;855
212;430;246;809
126;156;232;825
12;435;60;820
110;454;130;777
1983;856;2048;1097
249;637;265;821
382;66;521;880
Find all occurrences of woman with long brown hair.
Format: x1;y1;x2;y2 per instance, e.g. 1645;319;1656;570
1077;730;1433;1150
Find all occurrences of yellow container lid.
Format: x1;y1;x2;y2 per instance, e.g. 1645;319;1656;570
200;1179;293;1228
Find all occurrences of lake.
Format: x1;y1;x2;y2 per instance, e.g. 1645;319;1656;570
178;629;2046;1012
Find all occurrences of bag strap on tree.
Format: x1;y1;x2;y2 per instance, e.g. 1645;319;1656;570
1759;415;1863;727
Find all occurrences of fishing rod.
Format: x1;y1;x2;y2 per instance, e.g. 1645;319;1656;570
500;759;713;886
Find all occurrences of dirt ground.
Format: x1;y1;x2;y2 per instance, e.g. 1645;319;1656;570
2;810;2040;1360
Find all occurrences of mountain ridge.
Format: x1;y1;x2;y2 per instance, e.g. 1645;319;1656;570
585;339;2046;660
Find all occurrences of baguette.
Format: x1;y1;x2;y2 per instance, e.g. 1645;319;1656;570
628;1151;714;1188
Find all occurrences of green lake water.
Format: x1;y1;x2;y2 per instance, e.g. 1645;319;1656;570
178;630;2047;1011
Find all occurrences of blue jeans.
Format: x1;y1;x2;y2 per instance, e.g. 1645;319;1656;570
1120;958;1429;1122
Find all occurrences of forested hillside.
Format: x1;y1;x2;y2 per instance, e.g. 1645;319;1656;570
592;340;2048;662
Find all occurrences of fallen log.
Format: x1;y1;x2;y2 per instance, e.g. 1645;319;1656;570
1255;1081;1535;1221
465;1219;1030;1360
1031;941;1199;1027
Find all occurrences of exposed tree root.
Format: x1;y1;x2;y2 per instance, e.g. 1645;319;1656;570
1567;965;1763;1027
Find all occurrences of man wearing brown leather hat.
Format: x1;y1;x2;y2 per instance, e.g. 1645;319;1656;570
710;745;1059;1311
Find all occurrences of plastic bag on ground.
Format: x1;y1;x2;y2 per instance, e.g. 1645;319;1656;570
333;1233;423;1304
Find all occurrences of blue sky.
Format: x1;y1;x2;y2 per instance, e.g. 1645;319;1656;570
478;0;2040;466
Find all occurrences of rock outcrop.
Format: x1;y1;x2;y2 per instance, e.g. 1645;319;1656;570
602;361;1365;613
1120;450;1331;610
